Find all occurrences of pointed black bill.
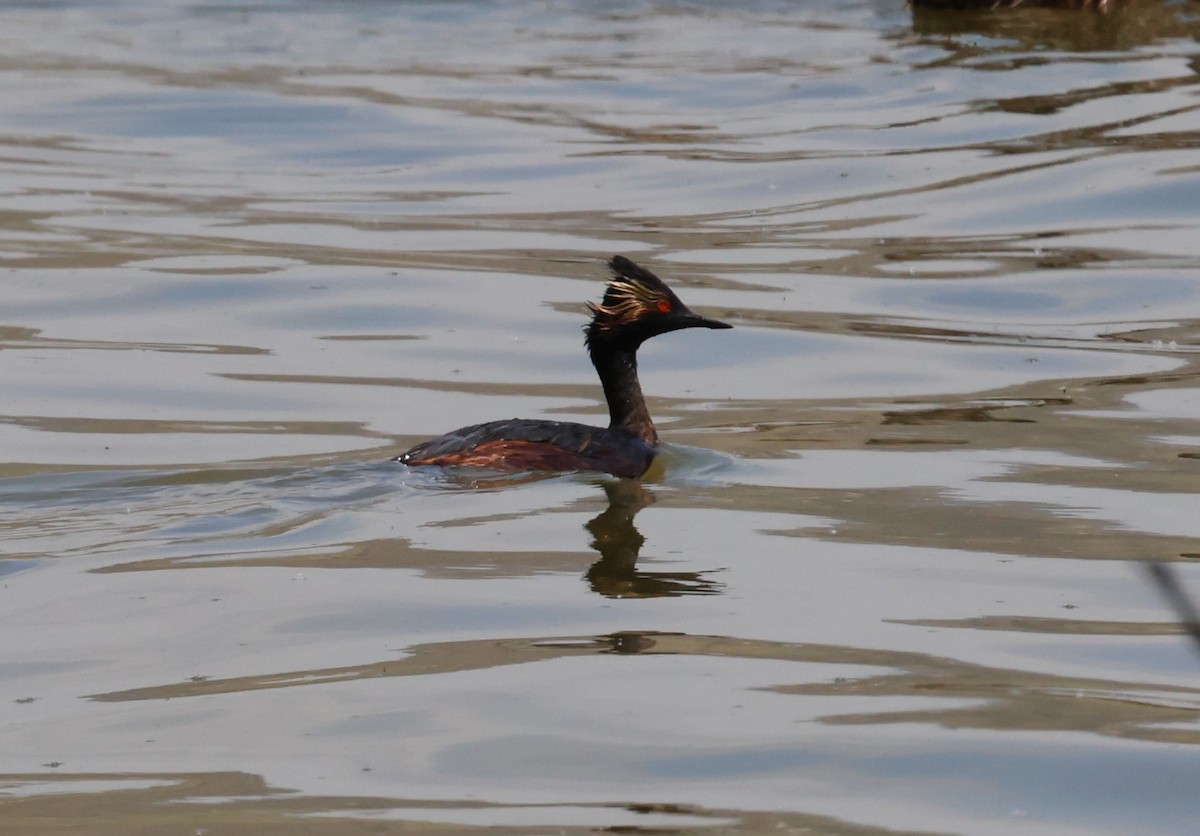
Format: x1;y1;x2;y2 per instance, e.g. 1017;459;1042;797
679;310;732;330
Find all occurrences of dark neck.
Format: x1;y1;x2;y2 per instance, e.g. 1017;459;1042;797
590;344;656;446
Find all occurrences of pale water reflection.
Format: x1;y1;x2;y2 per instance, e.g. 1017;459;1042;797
2;0;1200;833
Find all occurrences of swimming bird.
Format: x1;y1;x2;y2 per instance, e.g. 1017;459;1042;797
396;256;731;478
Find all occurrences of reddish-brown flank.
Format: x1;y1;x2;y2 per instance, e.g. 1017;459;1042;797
404;439;612;473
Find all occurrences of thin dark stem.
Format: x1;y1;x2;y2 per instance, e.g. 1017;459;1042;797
1145;562;1200;660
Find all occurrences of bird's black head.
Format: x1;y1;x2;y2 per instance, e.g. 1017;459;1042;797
584;256;731;352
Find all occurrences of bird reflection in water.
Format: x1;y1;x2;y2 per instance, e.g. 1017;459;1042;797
425;471;722;597
584;479;722;598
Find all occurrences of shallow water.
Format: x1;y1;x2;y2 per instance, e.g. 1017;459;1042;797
3;0;1200;833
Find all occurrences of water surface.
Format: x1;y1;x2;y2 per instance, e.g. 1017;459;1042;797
3;1;1200;833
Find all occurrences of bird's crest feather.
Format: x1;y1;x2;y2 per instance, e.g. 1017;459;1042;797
586;256;673;334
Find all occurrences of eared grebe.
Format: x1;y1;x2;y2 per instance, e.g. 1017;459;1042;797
396;256;731;478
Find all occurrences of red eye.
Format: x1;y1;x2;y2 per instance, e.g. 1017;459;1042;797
656;300;671;313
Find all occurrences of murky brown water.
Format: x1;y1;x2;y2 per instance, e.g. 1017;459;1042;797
3;1;1200;833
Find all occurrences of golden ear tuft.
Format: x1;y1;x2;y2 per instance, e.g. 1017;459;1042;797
588;278;666;331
